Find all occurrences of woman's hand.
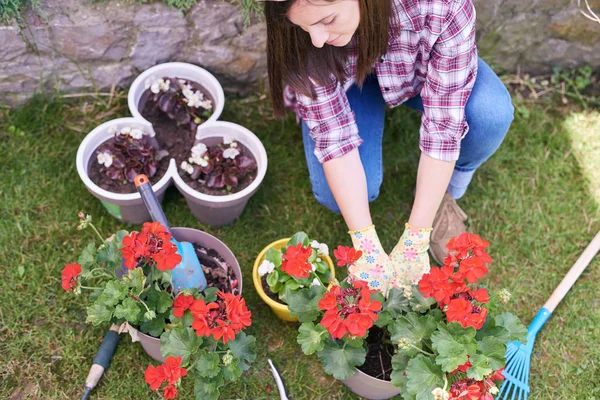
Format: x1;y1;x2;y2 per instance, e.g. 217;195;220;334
389;223;432;286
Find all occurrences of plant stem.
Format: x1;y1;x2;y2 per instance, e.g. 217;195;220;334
409;343;434;356
80;285;103;290
312;272;325;287
90;268;113;278
89;223;105;243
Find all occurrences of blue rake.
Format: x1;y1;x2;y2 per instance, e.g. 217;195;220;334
498;230;600;400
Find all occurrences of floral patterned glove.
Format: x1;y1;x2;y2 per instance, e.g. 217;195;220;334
389;223;432;287
348;225;395;295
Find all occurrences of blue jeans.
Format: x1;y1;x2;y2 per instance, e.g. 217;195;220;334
302;58;514;213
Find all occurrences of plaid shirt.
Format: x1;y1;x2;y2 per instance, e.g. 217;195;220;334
286;0;478;164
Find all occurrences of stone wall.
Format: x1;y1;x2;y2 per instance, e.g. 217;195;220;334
0;0;599;105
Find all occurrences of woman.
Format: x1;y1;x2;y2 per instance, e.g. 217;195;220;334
264;0;513;294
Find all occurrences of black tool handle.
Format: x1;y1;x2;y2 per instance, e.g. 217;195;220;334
92;330;121;369
134;174;172;234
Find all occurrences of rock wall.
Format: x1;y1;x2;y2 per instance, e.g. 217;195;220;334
0;0;598;105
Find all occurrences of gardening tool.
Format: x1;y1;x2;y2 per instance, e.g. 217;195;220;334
81;324;121;400
268;359;290;400
135;174;207;291
498;230;600;400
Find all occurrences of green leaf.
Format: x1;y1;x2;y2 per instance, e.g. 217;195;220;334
406;355;444;400
85;303;113;326
266;269;279;288
146;286;173;314
314;259;329;274
475;317;511;344
114;297;142;323
409;286;437;313
467;354;492;380
287;232;309;247
430;325;469;372
78;242;97;271
140;314;166;337
284;281;302;291
390;354;410;396
97;230;127;271
195;351;221;378
317;339;366;380
478;336;506;370
160;326;202;365
384;288;411;317
265;248;282;267
222;358;242;381
297;322;327;355
97;280;129;307
193;375;222;400
445;322;478;355
375;310;393;328
228;332;256;372
495;312;528;343
389;313;437;355
286;285;326;323
123;267;146;294
203;287;219;303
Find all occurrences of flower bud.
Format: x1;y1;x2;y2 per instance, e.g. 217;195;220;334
497;288;512;304
397;337;413;350
222;352;234;366
432;388;450;400
144;310;156;321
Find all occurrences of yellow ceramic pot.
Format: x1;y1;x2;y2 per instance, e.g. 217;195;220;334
253;238;335;322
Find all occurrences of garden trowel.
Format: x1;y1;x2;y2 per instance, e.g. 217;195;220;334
135;174;207;291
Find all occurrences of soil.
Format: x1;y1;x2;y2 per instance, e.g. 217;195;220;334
357;326;395;382
261;274;284;304
179;141;258;196
195;244;239;296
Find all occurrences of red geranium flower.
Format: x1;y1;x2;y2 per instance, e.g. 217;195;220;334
333;245;362;267
162;356;187;385
153;245;182;271
163;385;178;399
281;243;313;279
120;223;181;271
144;364;166;390
446;298;488;329
172;293;195;318
470;288;490;304
61;263;82;291
418;265;456;306
455;256;489;284
190;291;252;344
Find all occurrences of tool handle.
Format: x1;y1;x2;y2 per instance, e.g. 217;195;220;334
543;230;600;312
84;325;121;391
134;174;172;234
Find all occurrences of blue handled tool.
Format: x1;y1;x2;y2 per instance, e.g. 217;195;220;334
498;230;600;400
135;174;207;292
81;324;121;400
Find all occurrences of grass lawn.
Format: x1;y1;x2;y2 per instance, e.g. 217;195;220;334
0;87;599;400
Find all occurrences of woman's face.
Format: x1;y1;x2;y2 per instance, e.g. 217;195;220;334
287;0;360;48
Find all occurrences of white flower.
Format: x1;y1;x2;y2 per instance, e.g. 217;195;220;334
490;387;499;395
178;79;187;85
180;161;194;175
97;152;113;168
191;143;207;157
223;135;234;145
229;141;238;148
316;257;322;262
201;99;212;110
120;126;131;135
187;94;203;108
310;278;321;287
310;263;316;272
432;388;450;400
258;260;275;276
130;128;143;139
147;129;156;138
182;88;194;99
108;125;117;134
150;82;160;94
161;79;170;91
310;240;320;249
318;243;329;257
189;155;209;167
223;148;240;159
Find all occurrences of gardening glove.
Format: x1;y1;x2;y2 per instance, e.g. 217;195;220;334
389;223;432;287
348;225;395;296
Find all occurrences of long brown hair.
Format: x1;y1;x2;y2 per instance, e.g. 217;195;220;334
265;0;393;117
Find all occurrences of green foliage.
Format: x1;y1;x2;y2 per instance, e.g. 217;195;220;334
286;284;326;322
297;322;327;355
405;355;444;400
317;339;366;380
160;326;203;365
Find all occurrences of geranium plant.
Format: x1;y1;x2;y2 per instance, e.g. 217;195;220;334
144;76;214;132
61;213;256;400
288;233;528;400
96;124;168;183
180;136;257;191
256;232;335;305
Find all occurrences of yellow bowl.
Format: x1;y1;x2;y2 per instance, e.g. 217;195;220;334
252;238;336;322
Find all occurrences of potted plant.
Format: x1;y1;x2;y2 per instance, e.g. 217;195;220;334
172;121;268;226
76;118;172;224
61;213;254;399
252;232;336;321
288;233;528;400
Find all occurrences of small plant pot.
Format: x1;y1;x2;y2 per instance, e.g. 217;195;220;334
131;227;243;362
341;368;402;400
128;62;225;126
252;238;335;322
75;117;173;224
173;121;268;226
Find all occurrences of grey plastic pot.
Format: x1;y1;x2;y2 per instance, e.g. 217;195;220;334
172;121;268;226
75;117;173;224
131;227;243;362
342;368;402;400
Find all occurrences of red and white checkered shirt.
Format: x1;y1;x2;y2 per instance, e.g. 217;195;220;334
286;0;478;164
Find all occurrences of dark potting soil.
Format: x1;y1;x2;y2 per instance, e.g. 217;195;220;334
179;141;258;196
195;244;239;296
261;274;284;304
357;326;395;381
87;140;170;194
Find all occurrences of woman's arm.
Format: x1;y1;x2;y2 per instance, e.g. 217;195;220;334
322;148;372;231
409;153;455;229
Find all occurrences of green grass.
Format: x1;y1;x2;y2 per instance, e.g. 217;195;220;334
0;89;599;400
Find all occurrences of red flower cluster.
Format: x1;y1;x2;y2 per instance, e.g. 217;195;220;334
448;369;504;400
418;232;492;330
281;243;313;279
144;356;188;399
318;281;381;339
172;293;195;318
190;291;252;343
333;245;362;267
120;222;182;271
61;263;82;291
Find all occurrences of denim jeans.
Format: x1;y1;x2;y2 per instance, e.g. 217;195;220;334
302;57;514;214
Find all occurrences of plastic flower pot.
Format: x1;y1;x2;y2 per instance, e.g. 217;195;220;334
128;61;225;126
172;121;268;226
252;238;335;322
131;227;243;362
76;117;173;224
341;367;402;400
